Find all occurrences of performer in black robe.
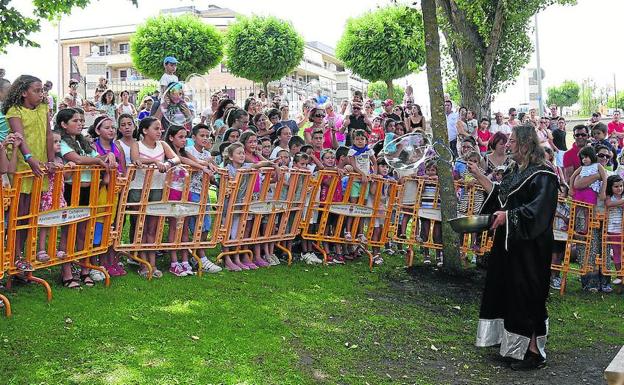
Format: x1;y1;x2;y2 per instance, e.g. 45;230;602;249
468;125;558;370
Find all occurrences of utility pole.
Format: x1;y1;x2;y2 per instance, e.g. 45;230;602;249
534;14;544;115
614;73;618;112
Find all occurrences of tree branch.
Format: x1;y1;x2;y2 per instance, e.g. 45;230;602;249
435;0;485;52
483;0;506;91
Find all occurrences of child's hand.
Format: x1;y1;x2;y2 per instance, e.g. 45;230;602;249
133;159;144;167
66;161;76;168
156;161;168;173
599;192;606;201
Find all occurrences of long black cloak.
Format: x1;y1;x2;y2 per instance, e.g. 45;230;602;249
475;163;558;360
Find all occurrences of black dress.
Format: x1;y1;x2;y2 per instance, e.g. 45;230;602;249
475;163;558;360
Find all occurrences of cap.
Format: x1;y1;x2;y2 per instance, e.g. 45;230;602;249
163;56;178;64
383;99;394;106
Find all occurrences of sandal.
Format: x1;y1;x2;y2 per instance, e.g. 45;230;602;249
344;231;352;241
36;250;50;263
80;274;95;287
56;251;68;260
15;259;34;272
62;277;81;289
373;254;384;265
138;269;150;278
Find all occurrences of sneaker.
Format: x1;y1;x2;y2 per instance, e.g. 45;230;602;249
126;258;139;266
15;259;34;272
334;255;346;264
106;264;123;277
357;234;368;243
181;262;194;275
436;255;444;267
588;287;599;293
89;269;105;282
268;254;280;266
309;252;323;264
153;269;163;278
550;277;561;290
326;255;335;265
373;255;384;265
200;258;222;273
344;232;352;241
115;263;127;276
602;284;613;293
169;263;188;277
613;278;622;285
423;256;431;265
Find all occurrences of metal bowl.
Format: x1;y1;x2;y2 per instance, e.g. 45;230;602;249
448;215;492;233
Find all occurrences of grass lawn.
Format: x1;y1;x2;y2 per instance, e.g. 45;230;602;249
0;250;623;385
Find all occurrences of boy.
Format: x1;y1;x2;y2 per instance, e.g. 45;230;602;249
591;122;615;153
288;135;305;156
160;56;179;93
260;137;272;159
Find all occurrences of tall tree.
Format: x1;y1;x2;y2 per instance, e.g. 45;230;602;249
0;0;137;53
336;5;425;99
224;15;304;94
579;78;599;117
367;81;405;104
546;80;580;115
130;14;223;80
436;0;575;119
421;0;462;273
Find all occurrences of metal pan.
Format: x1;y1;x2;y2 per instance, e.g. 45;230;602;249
448;215;492;233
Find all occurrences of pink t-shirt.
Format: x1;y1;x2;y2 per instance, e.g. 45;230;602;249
476;129;492;152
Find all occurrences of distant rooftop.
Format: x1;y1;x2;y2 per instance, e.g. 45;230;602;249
307;41;336;56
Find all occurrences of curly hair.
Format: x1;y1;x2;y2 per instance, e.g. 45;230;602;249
2;75;41;115
55;108;94;156
512;124;545;168
99;89;115;106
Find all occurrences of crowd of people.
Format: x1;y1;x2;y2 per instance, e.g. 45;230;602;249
0;57;622;294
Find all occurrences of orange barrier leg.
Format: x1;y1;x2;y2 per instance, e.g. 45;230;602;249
560;270;568;296
78;260;110;288
189;250;203;277
312;242;327;265
25;273;52;302
0;294;12;317
275;242;292;266
406;247;414;268
121;251;153;281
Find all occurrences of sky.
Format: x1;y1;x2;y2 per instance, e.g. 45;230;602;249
1;0;622;115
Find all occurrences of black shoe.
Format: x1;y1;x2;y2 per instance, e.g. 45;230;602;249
510;350;545;371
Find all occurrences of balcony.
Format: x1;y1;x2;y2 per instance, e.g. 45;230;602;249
89;49;132;67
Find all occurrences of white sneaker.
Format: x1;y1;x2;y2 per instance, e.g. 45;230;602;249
613;278;622;285
181;262;194;275
266;254;280;266
89;269;105;282
301;252;314;265
201;257;222;273
309;252;323;264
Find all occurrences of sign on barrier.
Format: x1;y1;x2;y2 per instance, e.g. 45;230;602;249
114;165;228;278
4;166;118;301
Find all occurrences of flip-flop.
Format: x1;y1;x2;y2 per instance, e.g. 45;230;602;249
80;274;95;287
62;277;81;289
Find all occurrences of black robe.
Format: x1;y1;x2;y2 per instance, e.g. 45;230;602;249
475;163;558;360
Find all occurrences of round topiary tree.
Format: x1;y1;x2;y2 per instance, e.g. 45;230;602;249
224;15;304;94
130;14;223;80
336;6;425;99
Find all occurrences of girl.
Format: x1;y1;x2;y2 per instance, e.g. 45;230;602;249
98;89;117;122
370;158;395;265
36;131;74;273
270;126;292;159
137;96;153;120
605;175;624;286
394;121;406;137
407;104;426;132
57;108;112;287
319;149;345;264
90;115;127;276
116;113;136;168
476;118;492;156
465;110;478;137
117;90;137;119
4;75;55;272
220;142;280;271
419;159;442;266
130;117;181;278
212;98;235;133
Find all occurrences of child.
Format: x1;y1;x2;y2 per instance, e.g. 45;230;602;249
57;108;111;286
137;96;153;120
476;118;491;156
160;56;179;93
371;117;384;142
98;90;117;122
185;124;221;273
116;90;137;118
419;160;442;266
569;146;608;292
130;117;181;278
319;149;345;264
288;135;305;156
116;113;136;169
605;174;624;286
0;133;21;180
260;137;273;159
155;82;192;129
4;75;55;272
293;152;323;265
370;158;395;265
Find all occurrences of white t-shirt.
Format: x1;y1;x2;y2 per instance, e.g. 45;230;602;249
186;145;212;194
270;145;289;160
159;73;179;89
348;148;374;175
446;112;459;141
490;122;511;136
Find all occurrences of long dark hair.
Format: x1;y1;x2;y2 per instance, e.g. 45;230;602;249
88;115;113;138
56;108;94;156
165;125;188;157
116;113;136;139
2;75;41;114
214;98;234;121
100;89;115;106
135;116;159;140
606;174;624;197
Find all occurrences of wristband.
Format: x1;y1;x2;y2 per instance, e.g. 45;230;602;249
23;153;32;161
166;159;175;167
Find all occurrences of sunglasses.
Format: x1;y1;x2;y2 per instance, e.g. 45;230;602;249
352;107;361;110
314;114;325;118
598;153;612;159
574;133;588;138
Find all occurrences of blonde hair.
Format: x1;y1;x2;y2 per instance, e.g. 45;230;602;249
223;142;244;166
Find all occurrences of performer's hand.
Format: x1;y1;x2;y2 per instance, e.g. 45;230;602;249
466;161;480;175
490;211;506;230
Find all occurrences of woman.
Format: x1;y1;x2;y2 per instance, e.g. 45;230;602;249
484;132;510;175
116;90;137;119
406;104;426;132
535;117;556;150
468;124;558;370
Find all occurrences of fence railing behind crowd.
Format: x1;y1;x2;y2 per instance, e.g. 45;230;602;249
552;198;595;294
0;182;11;316
114;165;228;279
218;167;313;265
300;170;398;270
4;166;118;300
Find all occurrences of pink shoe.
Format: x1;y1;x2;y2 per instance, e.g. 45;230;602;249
106;264;122;277
226;263;242;272
235;260;250;270
116;264;127;276
254;259;270;267
243;262;259;269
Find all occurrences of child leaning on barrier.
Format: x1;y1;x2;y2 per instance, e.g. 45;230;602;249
605;175;624;286
319;149;346;265
129;116;181;279
419;159;442;266
184;123;221;274
370;158;396;266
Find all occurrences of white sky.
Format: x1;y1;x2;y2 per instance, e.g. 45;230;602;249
1;0;622;115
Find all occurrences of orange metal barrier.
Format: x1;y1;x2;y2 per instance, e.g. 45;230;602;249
601;203;624;283
300;170;398;270
4;166;117;301
114;165;228;279
0;180;11;316
217;167;313;265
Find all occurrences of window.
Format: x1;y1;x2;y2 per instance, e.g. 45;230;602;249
119;43;129;54
69;46;80;56
99;45;108;55
119;69;128;81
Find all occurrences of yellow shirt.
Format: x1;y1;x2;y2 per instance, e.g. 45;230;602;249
5;104;49;193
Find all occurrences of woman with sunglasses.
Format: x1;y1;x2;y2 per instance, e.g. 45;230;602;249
304;107;326;144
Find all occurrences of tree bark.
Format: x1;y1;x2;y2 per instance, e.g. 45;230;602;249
263;80;269;97
421;0;462;273
385;79;394;100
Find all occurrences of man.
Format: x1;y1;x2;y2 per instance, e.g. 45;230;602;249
489;112;511;137
507;107;519;128
587;112;601;129
445;99;459;156
468;124;558;370
94;76;107;102
343;102;372;146
608;110;624;147
381;99;401;122
548;104;559;131
562;124;589;183
552;117;567;167
64;79;83;108
43;81;54;111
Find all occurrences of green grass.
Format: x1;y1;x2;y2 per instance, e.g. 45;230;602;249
1;252;623;385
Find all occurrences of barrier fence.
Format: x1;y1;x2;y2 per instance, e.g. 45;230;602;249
0;181;10;316
1;165;623;316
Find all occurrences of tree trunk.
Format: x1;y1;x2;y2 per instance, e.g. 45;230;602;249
385;79;394;100
262;80;269;98
421;0;462;273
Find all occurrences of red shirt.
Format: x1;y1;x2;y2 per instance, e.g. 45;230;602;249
476;129;492;152
562;143;581;172
608;120;624;146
